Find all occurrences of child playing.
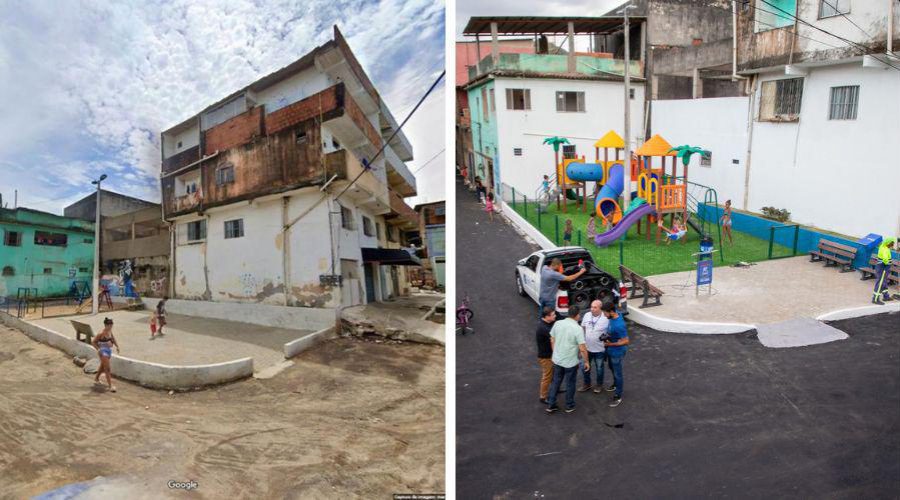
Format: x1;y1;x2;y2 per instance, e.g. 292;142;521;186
541;175;550;195
720;199;734;245
563;219;573;245
155;296;168;336
485;192;495;221
150;310;158;339
659;217;687;245
586;214;597;241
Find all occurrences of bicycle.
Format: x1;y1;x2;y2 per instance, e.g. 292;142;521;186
456;293;474;335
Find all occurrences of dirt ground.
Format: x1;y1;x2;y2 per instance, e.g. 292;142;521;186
0;324;445;499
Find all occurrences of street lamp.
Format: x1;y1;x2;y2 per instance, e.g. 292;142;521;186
90;174;107;315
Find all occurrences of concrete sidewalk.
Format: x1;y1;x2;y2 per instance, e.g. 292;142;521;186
33;310;312;372
644;256;897;325
341;293;445;345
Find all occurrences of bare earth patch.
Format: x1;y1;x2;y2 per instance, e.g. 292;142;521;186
0;324;444;498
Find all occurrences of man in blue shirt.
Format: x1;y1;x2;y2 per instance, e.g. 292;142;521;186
602;301;630;407
538;258;586;317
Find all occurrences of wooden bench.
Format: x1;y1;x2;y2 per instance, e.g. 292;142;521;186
808;239;858;272
619;265;664;308
859;254;900;285
70;320;94;344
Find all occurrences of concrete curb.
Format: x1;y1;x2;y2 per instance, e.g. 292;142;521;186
1;311;254;390
625;306;756;334
816;303;900;322
283;326;335;359
500;201;555;250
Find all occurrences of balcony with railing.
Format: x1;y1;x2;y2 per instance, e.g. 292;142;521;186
469;53;643;81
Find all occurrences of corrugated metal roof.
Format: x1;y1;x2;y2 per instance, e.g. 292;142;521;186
463;16;645;36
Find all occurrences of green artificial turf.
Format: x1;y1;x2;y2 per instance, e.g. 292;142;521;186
510;199;793;277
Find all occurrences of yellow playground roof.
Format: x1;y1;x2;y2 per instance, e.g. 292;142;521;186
635;134;676;156
593;130;624;149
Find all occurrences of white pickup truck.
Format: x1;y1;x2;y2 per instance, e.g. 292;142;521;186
516;246;627;317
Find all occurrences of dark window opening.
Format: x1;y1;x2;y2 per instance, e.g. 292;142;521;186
332;138;340;149
3;230;21;246
296;130;307;144
216;163;235;185
78;267;89;273
224;219;244;239
562;144;577;160
43;267;52;274
362;216;374;237
186;220;206;242
1;266;13;276
556;91;586;112
340;205;354;230
34;231;67;246
506;88;531;110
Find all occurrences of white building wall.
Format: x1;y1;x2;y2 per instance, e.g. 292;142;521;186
749;65;900;238
163;122;200;159
173;218;208;299
256;66;334;114
796;0;900;54
492;77;646;198
651;97;750;206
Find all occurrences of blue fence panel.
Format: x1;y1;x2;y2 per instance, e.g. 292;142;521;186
698;204;897;269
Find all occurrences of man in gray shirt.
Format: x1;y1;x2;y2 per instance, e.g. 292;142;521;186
538;258;587;317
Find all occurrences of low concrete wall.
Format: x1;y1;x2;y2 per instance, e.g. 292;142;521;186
626;306;756;334
283;326;335;359
0;311;254;390
817;304;900;322
142;298;334;331
500;200;555;250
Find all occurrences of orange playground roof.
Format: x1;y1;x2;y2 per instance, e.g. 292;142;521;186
593;130;624;149
635;134;676;156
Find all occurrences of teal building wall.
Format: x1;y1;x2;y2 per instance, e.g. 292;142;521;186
467;79;500;193
0;208;95;298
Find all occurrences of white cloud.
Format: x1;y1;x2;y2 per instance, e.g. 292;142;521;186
0;0;445;212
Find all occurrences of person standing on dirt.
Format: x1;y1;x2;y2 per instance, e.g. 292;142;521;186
536;306;556;404
91;317;120;392
156;297;168;335
546;304;589;414
538;258;586;316
873;237;895;305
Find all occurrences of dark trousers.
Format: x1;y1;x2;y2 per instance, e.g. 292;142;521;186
874;262;890;300
581;351;608;386
547;364;578;409
608;352;625;397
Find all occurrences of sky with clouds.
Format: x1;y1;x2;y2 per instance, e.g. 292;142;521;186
0;0;445;214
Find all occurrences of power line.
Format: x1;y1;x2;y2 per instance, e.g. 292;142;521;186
412;148;445;174
819;0;873;39
756;0;900;71
334;69;445;203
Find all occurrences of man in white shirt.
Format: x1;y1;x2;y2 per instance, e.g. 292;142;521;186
578;299;610;393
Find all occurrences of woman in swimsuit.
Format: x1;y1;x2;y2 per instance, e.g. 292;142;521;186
720;199;734;245
91;317;120;392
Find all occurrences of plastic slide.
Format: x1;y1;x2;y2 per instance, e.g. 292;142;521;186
566;162;624;218
593;203;657;247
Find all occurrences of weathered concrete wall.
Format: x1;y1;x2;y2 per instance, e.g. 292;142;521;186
651;38;734;77
64;191;158;222
203;106;264;154
646;0;734;47
142;297;334;331
0;312;253;389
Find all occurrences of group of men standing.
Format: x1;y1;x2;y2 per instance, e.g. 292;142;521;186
535;258;629;414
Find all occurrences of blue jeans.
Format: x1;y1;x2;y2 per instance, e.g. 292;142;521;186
608;352;625;397
538;299;552;318
581;351;608;386
547;364;578;409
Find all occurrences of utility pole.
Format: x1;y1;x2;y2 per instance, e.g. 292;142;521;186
619;2;636;208
90;174;107;315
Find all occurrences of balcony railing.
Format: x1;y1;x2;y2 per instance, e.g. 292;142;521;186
469;53;643;80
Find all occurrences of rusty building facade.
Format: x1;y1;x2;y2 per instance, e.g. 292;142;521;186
100;205;170;298
159;26;420;308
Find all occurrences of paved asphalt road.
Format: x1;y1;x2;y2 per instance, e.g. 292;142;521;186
455;179;900;499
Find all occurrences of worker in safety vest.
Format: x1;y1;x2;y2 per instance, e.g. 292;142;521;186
872;237;895;305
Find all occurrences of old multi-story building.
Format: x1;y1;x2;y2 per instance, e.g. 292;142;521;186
100;205;170;298
414;201;446;289
64;189;158;222
1;207;94;298
158;26;420;308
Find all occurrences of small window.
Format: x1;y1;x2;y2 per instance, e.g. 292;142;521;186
186;220;206;242
701;151;712;167
629;88;635;99
3;230;21;246
489;88;495;112
296;130;307;144
828;85;859;120
34;231;67;246
480;88;489;122
216;163;235;186
506;89;531;110
340;205;354;230
224;219;244;239
759;78;803;121
375;222;382;240
177;141;183;149
43;267;52;275
387;226;397;242
562;144;577;160
819;0;849;18
362;216;374;237
84;238;93;244
556;91;586;112
2;266;13;276
513;148;523;156
332;138;340;149
78;267;89;273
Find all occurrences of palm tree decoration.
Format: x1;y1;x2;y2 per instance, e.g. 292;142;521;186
668;145;709;166
543;136;570;210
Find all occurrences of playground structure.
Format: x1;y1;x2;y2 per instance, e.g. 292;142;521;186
540;130;723;253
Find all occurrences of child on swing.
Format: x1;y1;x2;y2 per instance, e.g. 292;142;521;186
659;216;687;245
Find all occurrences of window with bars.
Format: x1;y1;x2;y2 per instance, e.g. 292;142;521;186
819;0;849;18
216;163;235;186
34;231;67;246
362;216;374;237
562;144;577;159
3;230;21;246
224;219;244;239
759;78;803;121
185;220;206;242
340;205;355;230
556;91;585;112
505;88;531;110
828;85;859;120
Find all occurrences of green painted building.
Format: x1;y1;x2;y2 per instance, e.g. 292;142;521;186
1;207;95;298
